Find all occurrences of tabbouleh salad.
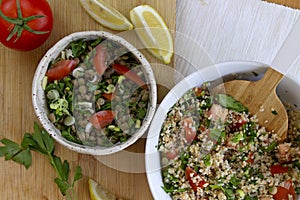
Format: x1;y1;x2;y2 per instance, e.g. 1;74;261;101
43;37;150;147
158;82;300;200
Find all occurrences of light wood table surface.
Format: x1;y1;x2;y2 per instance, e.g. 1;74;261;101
0;0;298;199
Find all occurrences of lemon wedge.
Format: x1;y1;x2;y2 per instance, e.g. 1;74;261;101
88;178;117;200
80;0;133;31
130;5;174;64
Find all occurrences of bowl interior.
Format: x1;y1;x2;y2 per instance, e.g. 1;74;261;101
145;61;300;200
32;31;157;155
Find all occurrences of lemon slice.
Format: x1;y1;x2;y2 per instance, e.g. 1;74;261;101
130;5;174;64
80;0;133;31
88;178;117;200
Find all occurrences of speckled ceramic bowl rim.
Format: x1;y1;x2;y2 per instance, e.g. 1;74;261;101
32;31;157;155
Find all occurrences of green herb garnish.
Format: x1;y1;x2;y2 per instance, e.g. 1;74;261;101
271;109;278;115
215;94;248;113
0;122;82;200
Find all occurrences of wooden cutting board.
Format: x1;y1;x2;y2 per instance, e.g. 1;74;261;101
0;0;299;200
0;0;175;200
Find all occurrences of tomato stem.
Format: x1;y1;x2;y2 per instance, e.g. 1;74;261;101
0;0;49;42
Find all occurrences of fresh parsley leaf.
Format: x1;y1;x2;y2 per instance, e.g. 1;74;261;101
0;122;83;198
209;128;222;141
203;154;211;166
73;166;83;184
0;138;32;169
12;148;32;169
180;150;190;170
55;178;70;195
229;175;241;188
264;141;278;152
0;139;21;160
215;94;248;113
224;188;235;200
39;127;55;154
62;160;70;181
52;155;67;181
70;39;87;58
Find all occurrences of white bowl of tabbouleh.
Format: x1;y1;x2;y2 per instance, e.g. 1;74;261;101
145;61;300;200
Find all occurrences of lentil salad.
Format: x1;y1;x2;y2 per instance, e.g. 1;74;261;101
158;82;300;200
43;37;150;147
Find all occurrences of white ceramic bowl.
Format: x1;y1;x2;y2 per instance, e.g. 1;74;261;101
32;31;157;155
145;61;300;200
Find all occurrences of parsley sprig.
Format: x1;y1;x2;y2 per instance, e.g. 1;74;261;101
0;122;82;200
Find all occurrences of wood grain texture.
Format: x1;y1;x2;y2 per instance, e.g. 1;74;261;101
212;68;288;140
0;0;175;199
0;0;298;200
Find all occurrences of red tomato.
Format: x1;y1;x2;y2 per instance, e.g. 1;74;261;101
207;104;228;123
185;167;207;192
112;63;148;89
165;150;178;160
89;110;114;129
93;45;108;75
181;117;197;143
46;59;79;82
230;114;247;130
102;92;116;101
273;180;296;200
246;152;254;164
270;165;289;175
0;0;53;51
193;87;203;97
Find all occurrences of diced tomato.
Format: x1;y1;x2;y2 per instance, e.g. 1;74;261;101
207;104;228;123
112;63;148;89
102;91;116;101
270;165;289;175
46;59;79;82
273;180;296;200
181;117;197;143
277;143;292;164
185;167;207;192
165;150;178;160
230;114;247;129
89;110;114;129
198;124;207;132
246;152;254;164
193;87;203;97
93;45;108;75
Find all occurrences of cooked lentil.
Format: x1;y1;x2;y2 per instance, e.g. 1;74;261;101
44;38;150;146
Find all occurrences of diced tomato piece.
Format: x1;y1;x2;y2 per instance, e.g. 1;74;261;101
112;63;148;89
198;124;207;132
270;165;289;175
277;143;292;164
273;180;296;200
165;150;178;160
89;110;114;129
207;104;228;122
93;45;108;75
193;87;203;97
102;91;116;101
46;59;79;82
230;114;247;129
246;152;254;164
185;167;207;192
181;117;197;143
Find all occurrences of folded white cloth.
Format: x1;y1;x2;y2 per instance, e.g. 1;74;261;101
175;0;300;79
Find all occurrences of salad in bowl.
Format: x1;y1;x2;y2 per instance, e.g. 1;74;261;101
145;61;300;200
32;31;157;155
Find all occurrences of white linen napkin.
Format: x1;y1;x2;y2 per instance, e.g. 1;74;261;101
175;0;300;80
